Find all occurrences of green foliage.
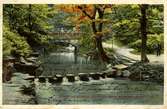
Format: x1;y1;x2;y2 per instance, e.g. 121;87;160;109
78;24;95;53
3;4;54;49
105;5;163;54
105;37;124;47
3;26;32;57
50;11;76;31
3;4;164;57
3;4;53;31
129;34;163;53
105;5;140;44
3;4;56;58
79;34;95;53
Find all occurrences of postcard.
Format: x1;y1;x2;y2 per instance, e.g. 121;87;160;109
0;1;167;109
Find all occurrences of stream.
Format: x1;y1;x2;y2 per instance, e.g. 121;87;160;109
3;46;164;104
41;47;106;76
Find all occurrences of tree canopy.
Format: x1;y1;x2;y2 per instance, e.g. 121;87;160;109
3;4;163;62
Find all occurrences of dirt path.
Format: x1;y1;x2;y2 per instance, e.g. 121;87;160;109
103;42;164;64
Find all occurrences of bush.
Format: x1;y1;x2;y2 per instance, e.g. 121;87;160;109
3;26;32;57
79;34;95;54
129;34;163;54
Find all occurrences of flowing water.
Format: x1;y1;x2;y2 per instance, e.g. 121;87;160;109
34;46;163;104
3;46;164;104
40;46;106;76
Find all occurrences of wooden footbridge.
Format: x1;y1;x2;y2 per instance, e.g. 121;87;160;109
48;32;86;40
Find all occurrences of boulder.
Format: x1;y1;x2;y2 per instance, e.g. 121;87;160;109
34;66;43;76
106;69;117;78
3;62;15;82
128;62;164;84
116;70;122;77
3;56;16;63
26;57;38;63
3;57;16;82
14;62;39;76
122;70;131;77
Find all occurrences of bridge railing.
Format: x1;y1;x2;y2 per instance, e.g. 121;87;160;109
48;32;86;40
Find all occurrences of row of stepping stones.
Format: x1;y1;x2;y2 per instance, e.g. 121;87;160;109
24;69;118;84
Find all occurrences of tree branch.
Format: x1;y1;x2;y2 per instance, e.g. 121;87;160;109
78;5;98;34
78;6;93;19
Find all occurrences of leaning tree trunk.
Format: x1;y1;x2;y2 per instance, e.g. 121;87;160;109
140;5;149;62
95;36;110;62
95;7;110;62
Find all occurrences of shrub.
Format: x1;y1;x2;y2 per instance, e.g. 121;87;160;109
3;26;32;57
129;34;163;54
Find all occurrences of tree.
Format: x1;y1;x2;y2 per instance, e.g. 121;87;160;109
3;4;53;48
140;4;149;62
3;4;55;57
106;4;163;62
59;5;111;62
3;25;31;57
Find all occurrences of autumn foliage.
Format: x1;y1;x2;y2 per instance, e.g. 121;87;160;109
57;4;112;62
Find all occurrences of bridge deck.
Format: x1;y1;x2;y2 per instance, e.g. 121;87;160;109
48;32;85;40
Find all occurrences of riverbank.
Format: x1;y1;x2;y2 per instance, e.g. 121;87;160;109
3;46;164;104
3;72;163;104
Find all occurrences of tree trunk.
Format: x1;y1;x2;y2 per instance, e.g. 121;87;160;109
78;5;110;62
140;5;149;62
95;36;110;62
95;7;110;62
9;4;14;30
28;4;32;32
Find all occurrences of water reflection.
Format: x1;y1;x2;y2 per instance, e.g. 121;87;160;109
41;46;106;76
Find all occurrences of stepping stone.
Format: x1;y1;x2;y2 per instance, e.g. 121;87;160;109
97;72;106;79
78;73;89;81
90;73;100;80
24;76;35;81
75;76;80;81
66;74;75;82
113;64;128;70
38;76;46;83
48;77;57;83
55;75;63;83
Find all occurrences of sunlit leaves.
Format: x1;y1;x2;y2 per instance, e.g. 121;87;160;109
4;4;53;31
56;4;112;27
3;26;31;56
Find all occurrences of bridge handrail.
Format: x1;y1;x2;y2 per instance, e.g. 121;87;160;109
48;32;86;35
